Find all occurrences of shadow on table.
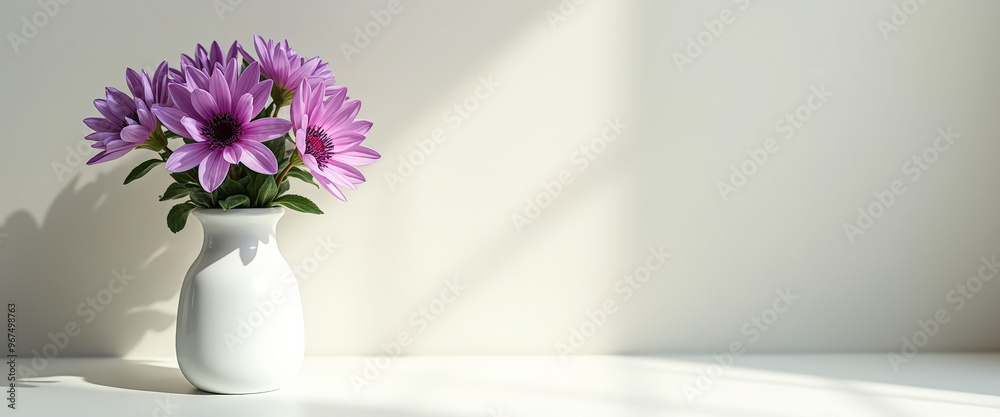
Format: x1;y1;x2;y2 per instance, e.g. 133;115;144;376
20;358;205;395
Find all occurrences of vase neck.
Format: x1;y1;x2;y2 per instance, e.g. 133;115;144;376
192;208;284;242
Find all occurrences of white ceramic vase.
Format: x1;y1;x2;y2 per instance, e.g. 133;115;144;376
176;207;304;394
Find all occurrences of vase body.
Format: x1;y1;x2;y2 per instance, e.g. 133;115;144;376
176;207;304;394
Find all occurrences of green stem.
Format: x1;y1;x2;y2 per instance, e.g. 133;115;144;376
275;153;300;185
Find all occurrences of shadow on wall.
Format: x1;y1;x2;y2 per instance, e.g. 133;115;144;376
0;164;193;361
2;0;573;359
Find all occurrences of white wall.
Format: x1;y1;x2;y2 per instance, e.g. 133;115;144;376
2;0;1000;358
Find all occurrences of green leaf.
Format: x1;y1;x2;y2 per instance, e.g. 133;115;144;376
158;182;190;201
255;177;279;207
287;166;319;188
170;172;197;185
245;172;262;204
123;159;163;185
237;173;251;188
220;194;250;211
265;135;290;168
167;202;198;233
216;177;245;200
189;192;214;208
273;194;324;214
265;136;287;157
276;158;290;175
277;178;290;196
183;183;205;194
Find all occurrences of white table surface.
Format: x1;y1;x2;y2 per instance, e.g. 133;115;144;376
13;354;1000;416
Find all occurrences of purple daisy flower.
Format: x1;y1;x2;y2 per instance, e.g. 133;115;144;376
290;81;379;201
171;41;242;84
153;60;292;192
303;59;337;96
84;61;171;165
127;61;172;107
242;34;334;107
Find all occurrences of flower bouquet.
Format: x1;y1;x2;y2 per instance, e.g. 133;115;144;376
82;35;379;393
84;35;380;233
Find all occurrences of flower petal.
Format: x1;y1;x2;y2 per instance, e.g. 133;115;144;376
167;83;199;117
181;116;208;142
165;142;213;172
152;106;187;137
318;164;358;191
237;140;279;174
289;57;320;87
294;125;308;154
125;68;142;99
222;145;242;164
105;137;135;153
332;145;380;166
209;41;223;67
301;152;321;173
83;117;119;133
85;131;117;142
233;93;254;125
242;118;291;142
184;64;211;90
253;35;271;70
289;81;307;130
272;47;290;86
198;151;229;192
239;41;256;64
226;41;241;62
93;99;118;122
87;148;131;165
140;69;155;105
120;125;149;144
209;68;232;113
327;159;366;184
137;105;156;129
233;62;260;101
248;79;272;117
326;132;366;149
153;61;171;101
316;174;347;201
325;100;361;131
224;60;239;89
105;88;134;118
190;89;219;121
345;119;373;135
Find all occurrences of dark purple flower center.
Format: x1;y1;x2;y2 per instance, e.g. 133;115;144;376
305;126;335;168
202;113;243;149
120;111;139;129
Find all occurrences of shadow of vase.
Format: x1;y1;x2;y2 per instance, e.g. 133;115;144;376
1;161;202;385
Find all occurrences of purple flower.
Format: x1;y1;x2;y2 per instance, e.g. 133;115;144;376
153;60;292;192
171;41;242;84
126;60;171;107
290;81;379;201
84;61;171;164
242;34;335;107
